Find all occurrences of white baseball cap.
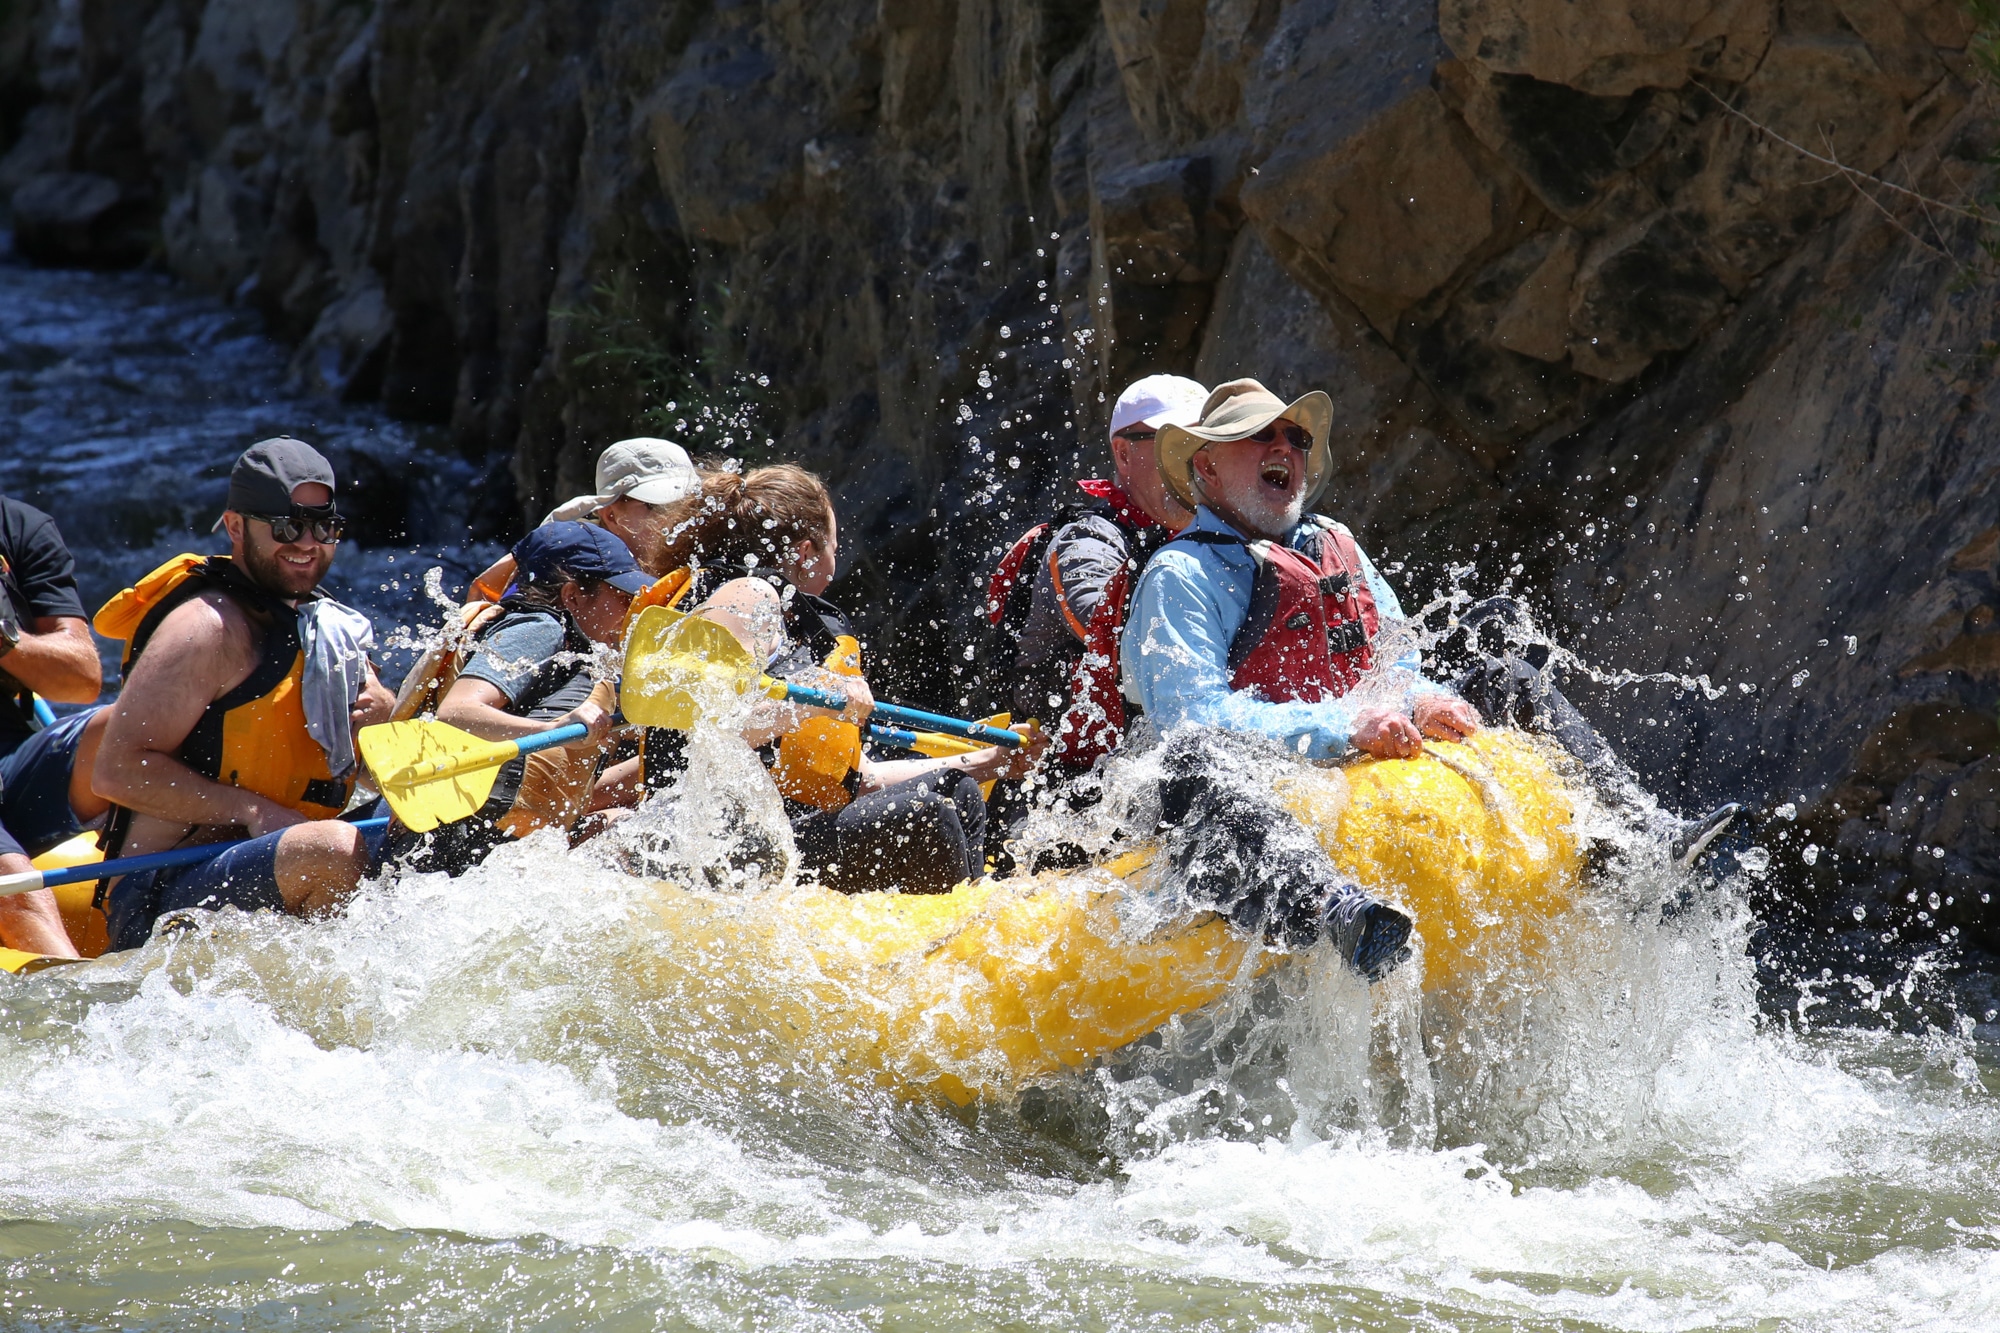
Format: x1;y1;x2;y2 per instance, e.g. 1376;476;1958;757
1109;374;1209;439
544;437;701;523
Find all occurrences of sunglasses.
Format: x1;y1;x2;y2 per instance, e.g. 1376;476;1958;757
1247;422;1313;451
246;507;346;545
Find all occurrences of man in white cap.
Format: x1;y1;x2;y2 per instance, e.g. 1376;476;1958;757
986;374;1209;779
468;437;703;601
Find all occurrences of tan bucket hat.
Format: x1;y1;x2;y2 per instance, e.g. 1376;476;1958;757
1156;378;1334;513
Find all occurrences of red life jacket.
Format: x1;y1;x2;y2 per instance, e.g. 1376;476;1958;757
1183;517;1379;703
986;481;1160;769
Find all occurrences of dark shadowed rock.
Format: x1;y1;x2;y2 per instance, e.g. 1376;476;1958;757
10;170;149;265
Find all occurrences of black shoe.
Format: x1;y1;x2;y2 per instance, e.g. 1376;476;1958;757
1310;892;1413;982
1669;803;1741;871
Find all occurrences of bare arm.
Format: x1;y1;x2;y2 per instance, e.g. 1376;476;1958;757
1;616;101;703
350;661;395;738
691;582;865;744
93;594;303;837
854;720;1048;794
587;753;645;812
434;676;612;754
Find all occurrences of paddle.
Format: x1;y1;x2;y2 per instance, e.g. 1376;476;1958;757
0;817;392;898
359;719;591;832
622;606;1023;748
869;724;992;758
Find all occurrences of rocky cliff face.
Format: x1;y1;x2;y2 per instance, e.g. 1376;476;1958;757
4;0;1999;971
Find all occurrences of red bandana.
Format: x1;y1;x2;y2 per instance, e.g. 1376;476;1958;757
1076;478;1161;531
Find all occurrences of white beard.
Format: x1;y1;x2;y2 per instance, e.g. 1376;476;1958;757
1231;486;1306;541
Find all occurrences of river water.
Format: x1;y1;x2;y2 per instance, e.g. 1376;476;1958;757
1;255;1998;1331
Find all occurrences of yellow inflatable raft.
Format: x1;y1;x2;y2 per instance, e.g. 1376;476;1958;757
627;728;1583;1103
0;730;1585;1102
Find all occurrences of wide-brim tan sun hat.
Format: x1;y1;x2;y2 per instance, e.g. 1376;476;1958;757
1156;378;1334;514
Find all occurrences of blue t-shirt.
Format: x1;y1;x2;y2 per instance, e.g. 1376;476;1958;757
458;609;597;722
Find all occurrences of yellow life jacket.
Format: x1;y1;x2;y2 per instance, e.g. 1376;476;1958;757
624;567;696;630
497;677;618;839
93;555;356;846
771;634;865;812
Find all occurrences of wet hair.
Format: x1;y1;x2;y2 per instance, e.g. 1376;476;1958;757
637;486;727;576
699;464;836;573
508;567;600;612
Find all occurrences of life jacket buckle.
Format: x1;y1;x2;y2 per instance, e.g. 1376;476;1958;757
1317;573;1351;599
1326;620;1368;654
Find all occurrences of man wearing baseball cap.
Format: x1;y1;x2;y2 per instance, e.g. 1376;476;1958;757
985;374;1208;781
90;437;397;951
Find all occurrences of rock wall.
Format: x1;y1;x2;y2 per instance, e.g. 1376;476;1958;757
4;0;1999;963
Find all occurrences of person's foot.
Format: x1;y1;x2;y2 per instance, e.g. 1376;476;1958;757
1669;803;1741;871
1307;890;1413;981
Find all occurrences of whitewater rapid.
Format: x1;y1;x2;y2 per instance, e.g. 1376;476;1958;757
2;249;1996;1333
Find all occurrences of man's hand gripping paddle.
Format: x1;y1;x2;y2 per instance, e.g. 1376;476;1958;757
358;720;592;832
621;605;1024;749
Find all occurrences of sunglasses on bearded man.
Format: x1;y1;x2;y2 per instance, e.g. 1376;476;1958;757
1246;422;1313;450
244;505;347;545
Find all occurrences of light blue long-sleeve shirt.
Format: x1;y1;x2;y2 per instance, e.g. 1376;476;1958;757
1120;506;1447;759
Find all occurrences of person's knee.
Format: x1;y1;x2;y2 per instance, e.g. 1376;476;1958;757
274;821;371;911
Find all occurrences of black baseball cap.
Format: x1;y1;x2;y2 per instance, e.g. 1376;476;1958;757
513;521;651;595
213;437;338;531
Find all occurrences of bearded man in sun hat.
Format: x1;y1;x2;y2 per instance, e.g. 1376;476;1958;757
1076;377;1480;984
1125;378;1739;887
1124;378;1476;762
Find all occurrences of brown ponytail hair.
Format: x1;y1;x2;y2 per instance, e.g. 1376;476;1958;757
705;464;835;573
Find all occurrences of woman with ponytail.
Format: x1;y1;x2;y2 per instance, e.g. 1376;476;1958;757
651;464;1046;894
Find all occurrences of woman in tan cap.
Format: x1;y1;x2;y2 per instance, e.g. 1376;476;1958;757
464;437;707;602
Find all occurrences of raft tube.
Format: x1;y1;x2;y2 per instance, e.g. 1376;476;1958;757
0;731;1585;1105
629;729;1584;1103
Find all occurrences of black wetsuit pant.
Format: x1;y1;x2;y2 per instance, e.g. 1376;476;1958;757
1107;729;1406;976
792;770;988;895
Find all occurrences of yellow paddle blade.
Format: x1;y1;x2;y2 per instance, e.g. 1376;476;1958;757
621;606;762;729
358;719;520;833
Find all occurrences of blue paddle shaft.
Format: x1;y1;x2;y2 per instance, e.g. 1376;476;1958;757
35;817;393;889
778;684;1019;748
512;722;590;756
31;697;56;728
